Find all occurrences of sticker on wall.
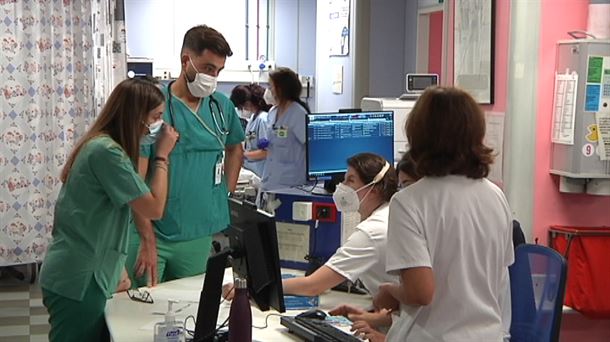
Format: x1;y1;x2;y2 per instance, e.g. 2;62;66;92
587;56;603;83
585;124;599;142
585;84;601;112
582;143;595;157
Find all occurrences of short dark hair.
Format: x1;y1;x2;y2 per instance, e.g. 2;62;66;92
181;25;233;57
230;84;272;113
347;153;397;202
406;86;494;179
396;151;418;180
268;67;310;113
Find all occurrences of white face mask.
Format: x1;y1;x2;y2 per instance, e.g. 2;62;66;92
332;162;391;212
237;108;254;119
332;182;373;212
263;88;276;105
186;57;217;98
140;119;164;146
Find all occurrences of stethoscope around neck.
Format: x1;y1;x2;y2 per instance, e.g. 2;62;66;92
166;80;229;136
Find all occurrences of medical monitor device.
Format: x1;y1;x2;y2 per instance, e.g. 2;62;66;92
306;111;394;181
193;198;285;341
126;58;153;79
406;73;438;94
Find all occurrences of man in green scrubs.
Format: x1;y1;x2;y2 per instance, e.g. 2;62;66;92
127;25;245;286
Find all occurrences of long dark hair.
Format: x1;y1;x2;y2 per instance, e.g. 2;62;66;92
268;67;310;113
61;78;165;182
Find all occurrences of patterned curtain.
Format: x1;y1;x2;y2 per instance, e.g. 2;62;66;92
0;0;122;266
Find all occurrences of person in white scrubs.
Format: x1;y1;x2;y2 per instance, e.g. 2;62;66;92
329;151;420;342
373;87;514;342
222;152;399;303
282;152;398;297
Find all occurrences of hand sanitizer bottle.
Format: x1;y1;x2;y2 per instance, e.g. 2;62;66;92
228;278;252;342
154;300;185;342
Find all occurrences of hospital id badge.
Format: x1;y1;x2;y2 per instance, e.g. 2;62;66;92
277;127;288;138
214;161;223;185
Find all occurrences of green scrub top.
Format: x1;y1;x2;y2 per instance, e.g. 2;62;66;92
40;136;149;301
140;87;245;241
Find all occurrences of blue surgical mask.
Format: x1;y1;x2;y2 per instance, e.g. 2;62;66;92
140;120;163;146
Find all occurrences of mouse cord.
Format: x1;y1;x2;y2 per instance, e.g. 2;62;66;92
252;313;284;329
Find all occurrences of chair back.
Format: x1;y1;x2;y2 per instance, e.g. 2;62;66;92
509;244;567;342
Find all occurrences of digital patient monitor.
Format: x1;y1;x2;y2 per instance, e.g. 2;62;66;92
306;110;394;182
406;73;439;93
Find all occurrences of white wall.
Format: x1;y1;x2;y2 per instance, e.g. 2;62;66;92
367;0;418;98
315;0;370;112
124;0;256;77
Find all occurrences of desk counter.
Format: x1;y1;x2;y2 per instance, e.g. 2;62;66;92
105;269;371;342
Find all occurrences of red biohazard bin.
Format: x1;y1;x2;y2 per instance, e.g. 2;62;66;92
549;225;610;318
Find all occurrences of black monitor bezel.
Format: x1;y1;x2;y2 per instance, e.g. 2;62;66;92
305;110;395;181
225;198;285;313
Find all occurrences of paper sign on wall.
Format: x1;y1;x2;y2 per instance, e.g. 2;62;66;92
551;72;578;144
484;112;505;184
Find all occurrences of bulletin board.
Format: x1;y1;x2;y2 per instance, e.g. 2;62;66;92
454;0;495;104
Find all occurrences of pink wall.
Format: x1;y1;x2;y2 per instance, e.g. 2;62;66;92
445;0;609;242
533;0;610;242
447;0;509;114
428;11;443;77
480;0;509;114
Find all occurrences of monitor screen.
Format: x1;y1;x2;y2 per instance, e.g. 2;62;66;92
306;111;394;180
127;61;153;78
226;198;285;313
406;73;438;93
193;198;285;341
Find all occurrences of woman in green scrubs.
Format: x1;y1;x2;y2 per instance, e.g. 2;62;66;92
39;78;179;342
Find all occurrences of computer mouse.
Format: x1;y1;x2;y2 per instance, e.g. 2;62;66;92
296;309;327;320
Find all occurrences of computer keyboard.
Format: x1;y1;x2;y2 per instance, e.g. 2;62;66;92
280;316;363;342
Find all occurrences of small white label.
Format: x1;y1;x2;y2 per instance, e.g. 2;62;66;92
214;162;223;185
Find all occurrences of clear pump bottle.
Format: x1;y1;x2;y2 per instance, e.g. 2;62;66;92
154;299;185;342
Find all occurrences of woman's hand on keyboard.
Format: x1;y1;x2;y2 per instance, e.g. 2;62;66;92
351;320;386;342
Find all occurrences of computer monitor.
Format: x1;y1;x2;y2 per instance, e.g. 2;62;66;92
126;58;153;79
225;198;285;312
406;73;438;93
306;110;394;181
193;198;285;341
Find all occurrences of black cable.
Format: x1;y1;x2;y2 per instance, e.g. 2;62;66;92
185;297;228;339
252;313;284;329
291;178;321;194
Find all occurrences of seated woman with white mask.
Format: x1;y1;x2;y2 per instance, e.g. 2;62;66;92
281;152;398;297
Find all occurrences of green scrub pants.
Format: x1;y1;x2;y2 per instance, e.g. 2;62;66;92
126;234;214;287
42;278;110;342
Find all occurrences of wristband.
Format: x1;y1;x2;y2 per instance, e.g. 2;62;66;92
154;156;168;165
